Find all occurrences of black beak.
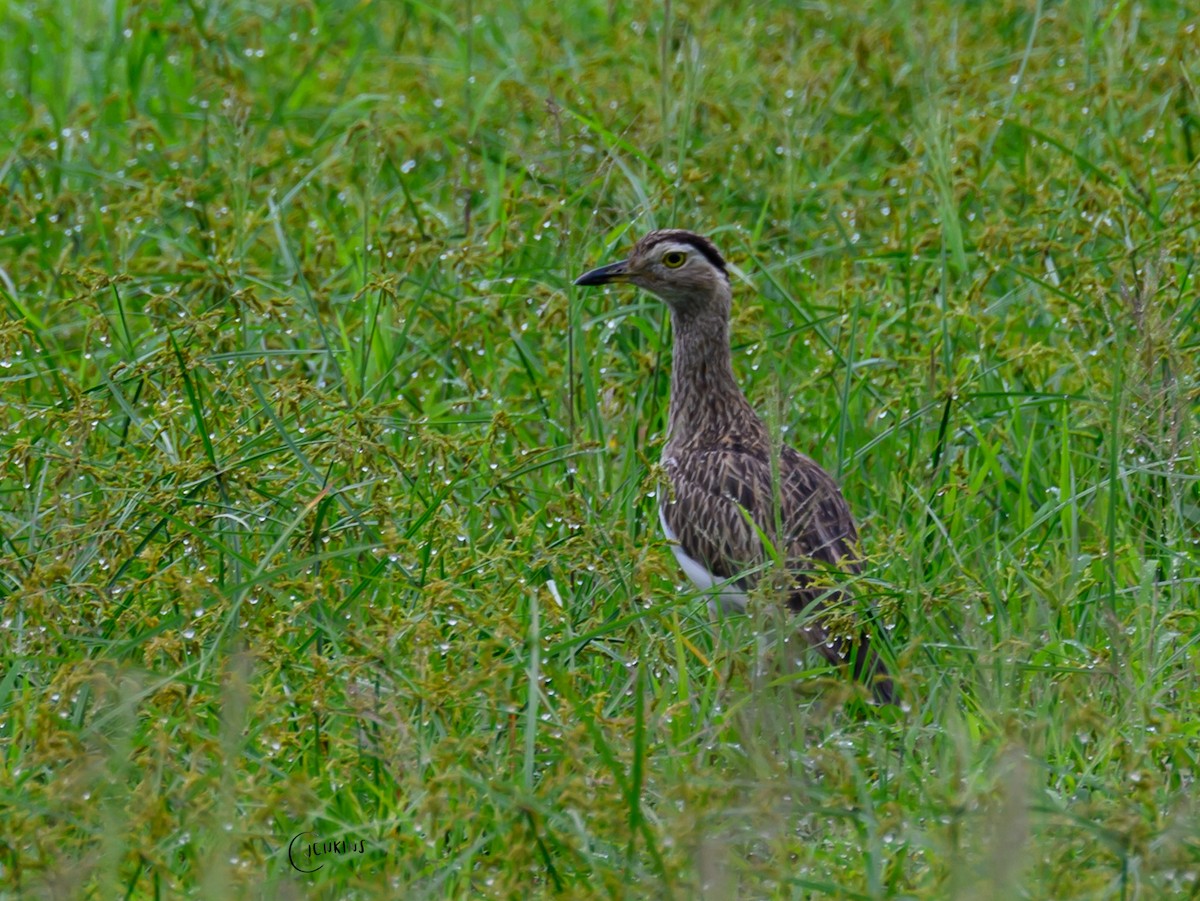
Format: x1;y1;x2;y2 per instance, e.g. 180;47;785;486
574;259;631;286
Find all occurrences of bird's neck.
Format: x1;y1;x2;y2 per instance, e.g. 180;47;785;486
665;293;761;453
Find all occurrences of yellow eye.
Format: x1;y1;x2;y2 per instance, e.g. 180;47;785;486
661;250;687;268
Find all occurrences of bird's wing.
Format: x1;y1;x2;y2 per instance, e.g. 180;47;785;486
660;444;858;584
659;446;774;592
776;445;860;573
662;444;892;701
657;448;758;592
660;446;854;632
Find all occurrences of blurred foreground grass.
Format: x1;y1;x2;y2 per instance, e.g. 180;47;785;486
1;0;1198;897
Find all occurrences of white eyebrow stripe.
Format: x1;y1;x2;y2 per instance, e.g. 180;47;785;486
656;242;696;256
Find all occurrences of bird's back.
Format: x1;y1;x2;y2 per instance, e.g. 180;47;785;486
661;428;894;702
660;430;856;589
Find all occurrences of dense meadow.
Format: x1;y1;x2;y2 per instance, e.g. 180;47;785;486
2;0;1198;897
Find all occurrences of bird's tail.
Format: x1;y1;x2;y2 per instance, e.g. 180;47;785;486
794;600;896;703
846;634;895;705
807;627;895;704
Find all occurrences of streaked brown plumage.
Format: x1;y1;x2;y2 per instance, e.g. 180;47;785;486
575;229;894;703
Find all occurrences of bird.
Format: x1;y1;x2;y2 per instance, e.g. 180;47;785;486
574;229;894;703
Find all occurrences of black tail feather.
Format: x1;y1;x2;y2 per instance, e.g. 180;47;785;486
796;611;896;704
848;634;895;704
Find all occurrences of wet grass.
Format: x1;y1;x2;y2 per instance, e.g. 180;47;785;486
1;0;1198;897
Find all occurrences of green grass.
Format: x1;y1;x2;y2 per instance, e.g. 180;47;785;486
2;0;1198;897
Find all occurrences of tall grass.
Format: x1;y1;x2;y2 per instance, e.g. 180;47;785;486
1;0;1197;897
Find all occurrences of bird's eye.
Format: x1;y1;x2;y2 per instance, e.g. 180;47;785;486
661;250;687;268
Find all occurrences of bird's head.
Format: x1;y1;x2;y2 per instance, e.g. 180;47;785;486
574;229;730;317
